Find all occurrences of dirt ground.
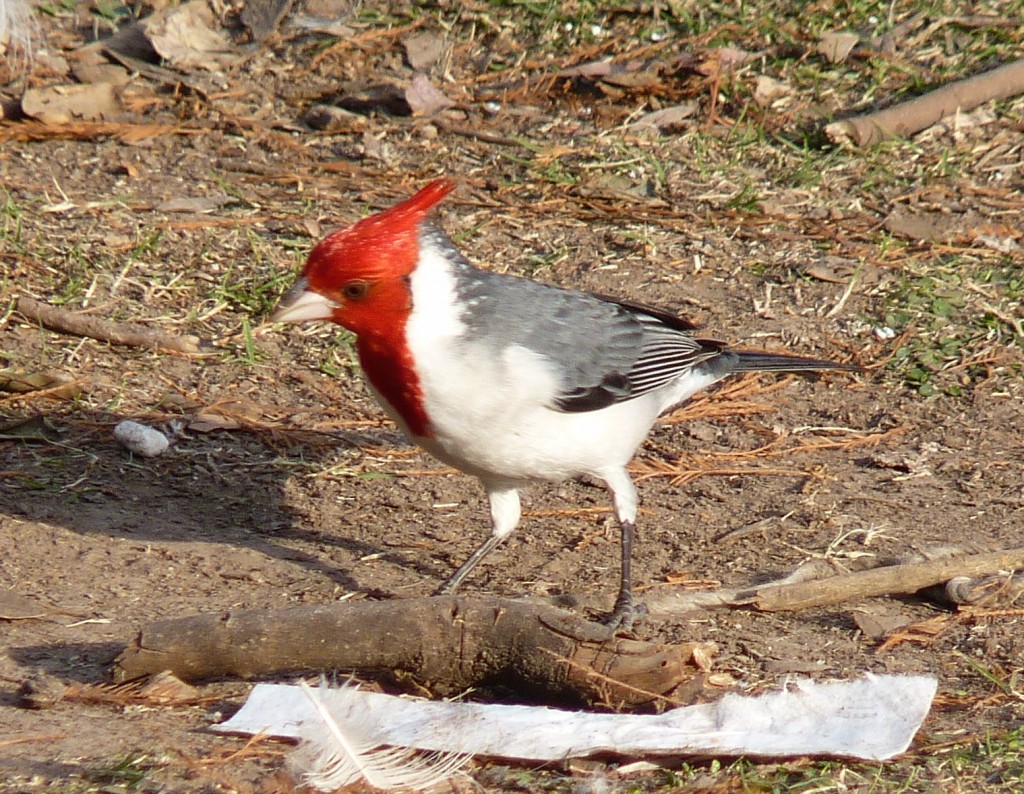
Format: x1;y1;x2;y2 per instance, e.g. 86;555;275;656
2;1;1023;791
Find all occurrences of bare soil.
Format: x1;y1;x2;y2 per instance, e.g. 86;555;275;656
2;3;1023;791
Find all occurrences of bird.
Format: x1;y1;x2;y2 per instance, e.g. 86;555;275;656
271;178;858;630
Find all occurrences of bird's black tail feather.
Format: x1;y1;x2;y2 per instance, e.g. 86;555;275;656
729;350;861;373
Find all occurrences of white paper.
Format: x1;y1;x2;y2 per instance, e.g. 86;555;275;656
215;674;935;762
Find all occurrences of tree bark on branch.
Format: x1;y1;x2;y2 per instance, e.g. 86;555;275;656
826;58;1024;146
115;596;709;708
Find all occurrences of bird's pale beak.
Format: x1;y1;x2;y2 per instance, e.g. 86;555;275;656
271;278;337;324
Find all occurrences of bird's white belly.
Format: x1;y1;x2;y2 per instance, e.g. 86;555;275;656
423;391;660;483
396;338;717;484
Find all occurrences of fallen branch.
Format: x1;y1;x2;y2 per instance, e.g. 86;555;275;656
114;596;707;708
826;57;1024;146
646;559;835;615
646;547;1024;615
736;547;1024;612
16;296;206;355
923;572;1024;609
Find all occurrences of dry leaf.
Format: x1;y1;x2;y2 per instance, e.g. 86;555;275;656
303;103;367;132
303;0;358;18
713;46;762;69
0;414;63;442
802;259;857;283
817;31;860;64
137;670;201;704
557;58;616;78
71;62;131;86
1;369;72;394
189;413;241;432
629;102;696;132
0;590;50;620
21;83;121;124
851;609;911;640
600;62;661;89
90;16;159;62
974;233;1021;253
291;0;356;37
146;0;238;70
241;0;294;42
883;207;982;242
188;398;268;431
753;75;792;107
156;196;234;213
404;74;454;117
559;57;662;89
403;31;445;71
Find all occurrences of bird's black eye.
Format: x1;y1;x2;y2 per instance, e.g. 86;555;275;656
342;280;371;301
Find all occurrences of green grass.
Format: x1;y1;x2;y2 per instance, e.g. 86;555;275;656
84;752;166;791
882;253;1023;397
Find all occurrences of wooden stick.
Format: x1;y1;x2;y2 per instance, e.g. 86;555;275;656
114;596;706;708
826;58;1024;146
924;573;1024;608
16;296;206;355
736;548;1024;612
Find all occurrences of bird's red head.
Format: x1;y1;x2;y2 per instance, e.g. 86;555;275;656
271;179;457;439
271;178;457;337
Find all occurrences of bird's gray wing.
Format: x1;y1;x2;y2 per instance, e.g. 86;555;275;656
456;269;721;413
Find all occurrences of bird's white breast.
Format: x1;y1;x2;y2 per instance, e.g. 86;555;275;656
398;241;722;485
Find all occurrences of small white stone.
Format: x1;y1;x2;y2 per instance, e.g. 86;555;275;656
114;421;169;457
873;326;897;341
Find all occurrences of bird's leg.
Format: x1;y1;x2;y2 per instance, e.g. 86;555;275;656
435;534;504;594
435;485;521;596
603;519;637;630
601;470;640;631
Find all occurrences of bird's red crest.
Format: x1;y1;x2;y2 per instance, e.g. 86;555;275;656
302;179;456;292
294;179;457;440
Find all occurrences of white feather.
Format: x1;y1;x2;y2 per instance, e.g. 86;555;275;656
292;681;470;792
0;0;35;58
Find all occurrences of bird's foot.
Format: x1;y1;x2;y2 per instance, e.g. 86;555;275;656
600;595;647;632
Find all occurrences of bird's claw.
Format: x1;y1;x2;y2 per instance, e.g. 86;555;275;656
600;596;647;632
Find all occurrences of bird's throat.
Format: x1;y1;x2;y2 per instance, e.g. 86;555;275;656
357;333;432;439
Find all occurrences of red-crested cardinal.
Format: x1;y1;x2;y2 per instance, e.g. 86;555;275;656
271;179;857;630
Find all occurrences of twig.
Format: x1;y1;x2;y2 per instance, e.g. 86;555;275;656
736;547;1024;612
0;734;65;749
16;296;207;355
826;57;1024;146
432;118;521;146
648;548;1024;616
964;282;1024;337
310;17;425;68
646;558;836;616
